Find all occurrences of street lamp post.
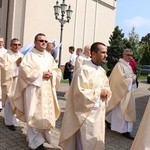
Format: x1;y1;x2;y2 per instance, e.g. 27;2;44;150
54;0;73;68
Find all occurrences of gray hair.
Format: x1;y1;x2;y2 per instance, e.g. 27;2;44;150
123;48;133;54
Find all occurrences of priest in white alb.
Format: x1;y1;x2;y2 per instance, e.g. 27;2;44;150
0;36;7;112
59;42;111;150
1;38;23;131
12;33;62;150
106;48;136;140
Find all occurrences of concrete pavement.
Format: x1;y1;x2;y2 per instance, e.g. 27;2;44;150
0;81;150;150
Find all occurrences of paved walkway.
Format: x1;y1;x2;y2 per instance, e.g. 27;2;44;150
0;81;150;150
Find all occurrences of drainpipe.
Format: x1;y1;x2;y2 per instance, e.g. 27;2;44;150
5;0;10;48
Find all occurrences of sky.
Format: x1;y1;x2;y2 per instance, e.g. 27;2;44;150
116;0;150;39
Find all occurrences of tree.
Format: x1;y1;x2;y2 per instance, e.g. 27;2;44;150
140;33;150;65
128;27;140;59
126;28;142;76
107;26;126;71
141;33;150;42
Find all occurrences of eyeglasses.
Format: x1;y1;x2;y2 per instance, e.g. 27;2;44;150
125;54;133;56
12;43;21;46
36;40;48;43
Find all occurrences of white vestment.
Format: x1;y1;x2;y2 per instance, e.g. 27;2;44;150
59;60;111;150
13;48;61;149
74;54;91;72
131;98;150;150
0;47;7;109
1;49;23;125
106;103;133;133
69;53;77;66
106;58;136;133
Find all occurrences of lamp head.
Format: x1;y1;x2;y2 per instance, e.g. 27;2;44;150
66;5;73;22
54;1;61;19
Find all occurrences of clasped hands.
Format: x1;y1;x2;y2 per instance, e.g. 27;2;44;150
100;89;111;101
43;70;53;80
16;57;22;66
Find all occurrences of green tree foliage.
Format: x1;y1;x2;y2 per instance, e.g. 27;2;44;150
140;33;150;65
128;27;140;57
127;28;141;76
107;26;126;71
107;26;150;77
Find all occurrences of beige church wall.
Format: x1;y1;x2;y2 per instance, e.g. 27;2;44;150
23;0;58;44
11;0;25;44
0;0;8;41
3;0;25;49
83;0;99;46
94;2;116;45
1;0;116;65
72;0;87;48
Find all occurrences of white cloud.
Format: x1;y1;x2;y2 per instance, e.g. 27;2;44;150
124;17;150;28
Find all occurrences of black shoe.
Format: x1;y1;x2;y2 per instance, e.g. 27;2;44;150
36;144;45;150
105;120;111;129
122;132;134;140
0;108;2;112
6;125;16;131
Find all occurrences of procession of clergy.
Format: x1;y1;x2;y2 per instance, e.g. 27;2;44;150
0;34;149;150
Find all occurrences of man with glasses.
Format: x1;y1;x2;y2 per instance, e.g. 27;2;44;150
106;48;136;140
1;38;23;131
13;33;61;150
0;36;7;112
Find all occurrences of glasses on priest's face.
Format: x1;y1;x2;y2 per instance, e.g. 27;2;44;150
12;43;21;46
36;40;48;43
125;54;133;57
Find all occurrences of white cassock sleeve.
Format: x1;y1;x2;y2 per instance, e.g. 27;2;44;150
12;63;19;77
128;79;133;91
93;98;100;110
30;73;43;87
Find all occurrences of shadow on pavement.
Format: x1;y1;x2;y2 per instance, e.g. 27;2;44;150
56;112;64;129
139;80;147;84
0;115;28;149
57;91;66;100
105;95;150;150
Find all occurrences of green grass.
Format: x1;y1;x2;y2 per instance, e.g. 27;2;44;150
61;79;69;83
138;75;147;81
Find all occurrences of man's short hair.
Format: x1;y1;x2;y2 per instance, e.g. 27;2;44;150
69;46;75;51
0;36;4;39
11;38;20;43
90;42;106;53
34;33;46;41
123;48;133;54
76;48;83;52
47;42;55;47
